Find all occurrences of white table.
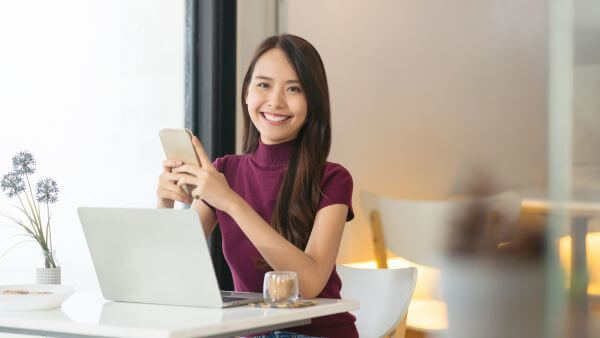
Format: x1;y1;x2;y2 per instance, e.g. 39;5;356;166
0;293;359;338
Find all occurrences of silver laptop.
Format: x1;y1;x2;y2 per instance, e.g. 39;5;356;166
77;207;262;308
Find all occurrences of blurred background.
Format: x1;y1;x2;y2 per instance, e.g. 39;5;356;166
0;0;598;337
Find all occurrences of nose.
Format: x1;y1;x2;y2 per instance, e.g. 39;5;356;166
266;88;285;109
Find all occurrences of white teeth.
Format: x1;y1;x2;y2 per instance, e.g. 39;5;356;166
263;112;290;122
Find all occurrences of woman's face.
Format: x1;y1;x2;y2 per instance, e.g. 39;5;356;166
246;48;308;145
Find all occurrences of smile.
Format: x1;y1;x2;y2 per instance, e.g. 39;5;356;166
261;112;291;125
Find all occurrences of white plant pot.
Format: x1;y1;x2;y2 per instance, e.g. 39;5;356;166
36;267;61;285
36;250;61;284
441;257;545;338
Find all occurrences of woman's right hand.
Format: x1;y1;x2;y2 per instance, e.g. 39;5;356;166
156;159;193;208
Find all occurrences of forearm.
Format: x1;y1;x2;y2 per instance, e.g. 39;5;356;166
224;195;331;298
190;199;218;239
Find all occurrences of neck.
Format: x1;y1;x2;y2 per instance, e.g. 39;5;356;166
250;137;296;168
259;134;296;145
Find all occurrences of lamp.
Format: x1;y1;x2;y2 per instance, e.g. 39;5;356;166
558;232;600;295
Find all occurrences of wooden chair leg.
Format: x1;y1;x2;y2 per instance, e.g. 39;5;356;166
370;209;388;268
387;314;408;338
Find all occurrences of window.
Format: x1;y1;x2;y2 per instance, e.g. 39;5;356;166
0;0;185;291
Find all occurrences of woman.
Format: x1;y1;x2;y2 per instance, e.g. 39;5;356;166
157;34;357;337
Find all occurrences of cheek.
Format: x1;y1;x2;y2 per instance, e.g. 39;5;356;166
296;111;308;126
290;97;308;119
245;89;262;112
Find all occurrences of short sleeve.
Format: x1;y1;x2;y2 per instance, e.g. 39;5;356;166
202;157;224;212
318;163;354;222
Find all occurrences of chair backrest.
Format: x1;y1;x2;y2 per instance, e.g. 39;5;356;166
361;191;522;267
337;265;418;338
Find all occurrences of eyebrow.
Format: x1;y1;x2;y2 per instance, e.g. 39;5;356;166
254;75;300;84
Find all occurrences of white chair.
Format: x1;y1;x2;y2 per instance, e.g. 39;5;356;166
337;265;417;338
360;191;522;335
361;191;522;268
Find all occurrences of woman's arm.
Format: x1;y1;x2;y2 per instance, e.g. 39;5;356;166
224;196;348;299
190;199;218;239
171;136;348;298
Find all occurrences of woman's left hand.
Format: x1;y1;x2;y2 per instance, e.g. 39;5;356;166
171;136;237;212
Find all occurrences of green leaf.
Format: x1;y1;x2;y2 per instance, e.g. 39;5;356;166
9;202;37;229
9;202;41;239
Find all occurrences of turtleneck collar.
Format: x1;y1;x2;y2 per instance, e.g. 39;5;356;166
250;138;296;169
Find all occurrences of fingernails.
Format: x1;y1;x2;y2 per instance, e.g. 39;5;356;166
176;161;182;166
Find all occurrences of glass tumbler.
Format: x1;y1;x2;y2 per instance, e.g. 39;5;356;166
263;271;299;305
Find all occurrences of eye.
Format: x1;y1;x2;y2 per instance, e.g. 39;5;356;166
257;82;269;88
287;86;302;93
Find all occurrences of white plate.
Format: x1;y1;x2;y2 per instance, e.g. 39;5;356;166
0;284;74;312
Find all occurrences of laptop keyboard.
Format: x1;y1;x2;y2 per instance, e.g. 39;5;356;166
222;296;250;302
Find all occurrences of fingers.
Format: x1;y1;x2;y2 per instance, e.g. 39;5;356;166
162;159;183;173
157;188;192;204
190;186;203;200
175;174;201;189
158;160;192;204
160;178;188;195
157;179;191;203
171;164;203;177
192;136;215;170
177;173;209;201
160;171;194;184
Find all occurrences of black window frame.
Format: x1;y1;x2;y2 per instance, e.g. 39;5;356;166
185;0;236;291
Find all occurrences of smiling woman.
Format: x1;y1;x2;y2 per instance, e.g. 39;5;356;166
158;34;358;337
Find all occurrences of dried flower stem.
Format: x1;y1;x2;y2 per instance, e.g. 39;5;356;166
15;194;40;239
25;175;41;227
2;180;55;267
1;151;58;268
45;202;53;253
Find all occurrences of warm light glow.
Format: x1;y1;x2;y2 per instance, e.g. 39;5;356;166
558;232;600;295
407;299;448;331
344;257;447;331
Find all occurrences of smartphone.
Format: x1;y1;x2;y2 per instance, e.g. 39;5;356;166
159;128;201;196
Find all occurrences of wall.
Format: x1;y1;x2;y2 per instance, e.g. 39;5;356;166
283;0;549;263
236;0;279;153
572;0;600;199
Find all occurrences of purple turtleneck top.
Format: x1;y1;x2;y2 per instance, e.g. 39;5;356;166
208;139;358;337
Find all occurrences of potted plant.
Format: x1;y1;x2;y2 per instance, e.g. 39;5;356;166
1;151;61;284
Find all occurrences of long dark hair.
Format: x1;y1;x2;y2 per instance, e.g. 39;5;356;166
241;34;331;250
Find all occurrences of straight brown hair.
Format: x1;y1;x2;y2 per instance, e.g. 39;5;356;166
241;34;331;250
